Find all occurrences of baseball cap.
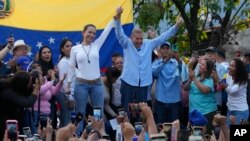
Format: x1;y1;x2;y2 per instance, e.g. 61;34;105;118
160;42;171;48
205;46;218;53
16;56;31;71
189;109;208;126
217;50;226;59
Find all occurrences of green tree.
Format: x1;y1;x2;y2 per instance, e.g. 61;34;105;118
133;0;250;53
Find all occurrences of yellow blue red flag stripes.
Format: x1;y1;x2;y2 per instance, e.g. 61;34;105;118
0;0;133;68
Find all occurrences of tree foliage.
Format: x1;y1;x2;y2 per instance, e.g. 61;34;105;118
133;0;250;54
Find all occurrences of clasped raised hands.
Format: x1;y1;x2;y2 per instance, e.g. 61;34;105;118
114;6;123;20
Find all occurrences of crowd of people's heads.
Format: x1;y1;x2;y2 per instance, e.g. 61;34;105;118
0;6;249;141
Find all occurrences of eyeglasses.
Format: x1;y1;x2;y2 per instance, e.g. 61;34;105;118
16;47;28;51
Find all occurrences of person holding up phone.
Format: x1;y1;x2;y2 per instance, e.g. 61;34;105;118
0;35;15;77
31;69;65;133
0;34;14;61
0;71;40;140
152;42;181;124
184;58;217;135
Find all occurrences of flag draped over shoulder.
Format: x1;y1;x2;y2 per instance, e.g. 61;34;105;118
0;0;133;68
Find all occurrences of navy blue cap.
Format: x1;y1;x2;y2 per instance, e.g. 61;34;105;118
205;46;218;53
160;42;171;48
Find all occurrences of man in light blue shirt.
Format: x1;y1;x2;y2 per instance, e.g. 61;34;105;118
152;42;181;123
114;7;183;111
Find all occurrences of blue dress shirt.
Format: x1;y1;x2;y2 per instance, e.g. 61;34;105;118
152;58;181;103
115;21;178;87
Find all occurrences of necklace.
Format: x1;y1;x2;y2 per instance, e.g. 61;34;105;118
82;43;91;63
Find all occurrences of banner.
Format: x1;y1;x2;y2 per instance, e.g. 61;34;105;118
0;0;133;68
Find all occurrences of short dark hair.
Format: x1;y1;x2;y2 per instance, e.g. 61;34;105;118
112;53;122;58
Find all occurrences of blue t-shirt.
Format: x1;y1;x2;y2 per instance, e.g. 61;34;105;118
189;77;217;114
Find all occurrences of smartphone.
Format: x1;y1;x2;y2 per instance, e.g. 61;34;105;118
18;135;27;141
9;32;13;38
93;107;102;120
33;134;41;141
192;126;203;136
23;127;32;138
75;112;83;125
85;120;93;135
150;133;167;141
128;103;140;113
102;134;110;140
118;108;125;116
70;112;76;124
163;123;172;133
6;120;18;141
39;115;47;129
134;122;143;135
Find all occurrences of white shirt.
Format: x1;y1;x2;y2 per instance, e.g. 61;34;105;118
58;57;75;100
226;75;248;111
68;20;114;81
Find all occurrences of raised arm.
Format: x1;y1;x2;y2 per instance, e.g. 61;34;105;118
0;37;14;61
192;76;213;94
150;15;184;50
50;81;63;96
152;60;165;77
95;19;115;49
114;7;130;48
40;81;54;94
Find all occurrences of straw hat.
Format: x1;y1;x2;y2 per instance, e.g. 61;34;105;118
9;39;31;55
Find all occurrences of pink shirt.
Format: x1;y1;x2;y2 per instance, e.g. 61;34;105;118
33;80;62;114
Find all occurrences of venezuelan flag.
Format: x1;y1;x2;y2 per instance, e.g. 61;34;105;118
0;0;133;68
